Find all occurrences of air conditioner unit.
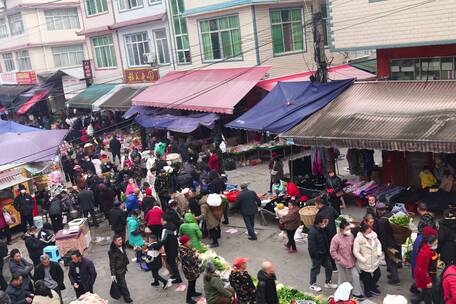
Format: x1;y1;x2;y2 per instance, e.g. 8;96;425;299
143;52;157;66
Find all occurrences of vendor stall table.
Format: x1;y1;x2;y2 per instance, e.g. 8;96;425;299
55;230;87;256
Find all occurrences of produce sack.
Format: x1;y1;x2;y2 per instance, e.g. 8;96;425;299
110;281;121;299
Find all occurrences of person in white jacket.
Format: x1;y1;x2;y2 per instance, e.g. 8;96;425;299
353;222;382;298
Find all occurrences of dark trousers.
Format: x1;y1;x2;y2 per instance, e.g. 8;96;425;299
359;268;381;294
74;284;93;299
385;249;399;282
0;260;7;291
116;273;131;300
310;255;333;284
242;214;256;239
186;279;197;301
166;255;181;280
54;287;63;304
209;226;221;244
286;229;297;250
411;287;433;304
65;171;75;186
159;195;170;212
0;227;11;244
148;225;163;241
50;214;63;233
112;151;121;163
83;209;98;226
151;268;167;285
21;214;34;233
223;203;229;223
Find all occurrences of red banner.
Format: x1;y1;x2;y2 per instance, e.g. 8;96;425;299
124;68;159;84
16;71;36;84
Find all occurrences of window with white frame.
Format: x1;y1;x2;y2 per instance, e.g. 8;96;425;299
86;0;108;16
124;32;150;67
270;8;304;55
118;0;143;11
149;0;161;4
200;15;242;62
52;44;84;67
154;29;170;65
0;18;8;38
92;35;117;68
170;0;190;64
8;13;24;36
16;50;31;71
2;53;15;71
45;8;80;31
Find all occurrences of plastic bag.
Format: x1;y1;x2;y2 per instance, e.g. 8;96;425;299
392;203;408;215
110;281;121;299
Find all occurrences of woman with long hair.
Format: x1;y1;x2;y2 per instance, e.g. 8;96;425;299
32;280;60;304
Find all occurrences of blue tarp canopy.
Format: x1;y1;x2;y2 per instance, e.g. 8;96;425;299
0;120;40;134
226;79;353;133
128;106;219;133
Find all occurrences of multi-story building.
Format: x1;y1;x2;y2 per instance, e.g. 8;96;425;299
327;0;456;80
0;0;87;82
169;0;345;78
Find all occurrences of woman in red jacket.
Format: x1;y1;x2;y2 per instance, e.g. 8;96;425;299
412;234;439;304
208;150;220;174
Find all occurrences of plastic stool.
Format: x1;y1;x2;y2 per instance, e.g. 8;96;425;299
43;245;61;262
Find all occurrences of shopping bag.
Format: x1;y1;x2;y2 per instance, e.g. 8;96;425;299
110;281;121;299
3;210;15;225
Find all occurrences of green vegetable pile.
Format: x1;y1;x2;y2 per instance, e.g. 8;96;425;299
389;213;410;227
212;256;226;271
277;285;327;304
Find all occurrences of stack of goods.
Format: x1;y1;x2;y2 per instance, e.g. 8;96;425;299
47;171;62;187
389;212;412;244
207;194;224;220
199;250;231;279
276;284;327;304
69;293;108;304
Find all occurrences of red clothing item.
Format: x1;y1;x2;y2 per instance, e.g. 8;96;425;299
287;182;300;197
328;298;357;304
414;243;435;288
145;206;164;226
208;154;220;173
443;265;456;304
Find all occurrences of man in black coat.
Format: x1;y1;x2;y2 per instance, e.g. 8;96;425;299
49;194;64;233
256;261;278;304
235;183;261;240
315;198;339;241
109;201;127;240
0;240;7;291
77;186;98;227
33;254;65;303
163;200;183;229
108;235;132;303
109;136;122;164
13;185;35;233
68;251;97;298
161;221;182;283
23;226;45;266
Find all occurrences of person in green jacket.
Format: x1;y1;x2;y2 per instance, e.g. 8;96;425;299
127;210;144;248
204;262;234;304
179;213;206;253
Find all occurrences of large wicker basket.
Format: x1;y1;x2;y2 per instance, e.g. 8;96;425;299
209;205;224;221
389;222;412;244
299;206;318;228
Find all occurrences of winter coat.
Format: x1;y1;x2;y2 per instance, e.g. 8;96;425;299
179;213;205;253
124;194;140;214
68;257;97;291
229;270;256;304
443;265;456;304
77;190;95;211
353;231;382;273
109;138;121;154
316;205;339;239
204;274;232;304
109;207;127;233
163;209;183;228
145;207;164;226
161;223;178;258
8;258;33;290
438;218;456;265
286;182;300;197
279;206;301;231
330;232;356;269
199;198;220;230
5;284;31;304
142;241;163;270
326;176;343;192
99;189;115;214
308;225;330;258
142;196;156;214
208;154;220;173
270;159;284;184
256;270;278;304
127;216;144;247
24;234;45;265
236;189;261;216
179;245;200;281
48;197;63;216
33;261;65;290
174;192;189;216
374;215;395;251
414;243;436;288
208;178;226;195
13;194;34;216
108;244;129;276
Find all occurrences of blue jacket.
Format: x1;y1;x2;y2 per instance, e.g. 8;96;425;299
125;194;139;214
411;234;423;278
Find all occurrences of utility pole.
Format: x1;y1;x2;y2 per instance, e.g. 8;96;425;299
312;0;328;83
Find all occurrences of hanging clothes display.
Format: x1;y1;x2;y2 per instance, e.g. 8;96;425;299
311;147;323;176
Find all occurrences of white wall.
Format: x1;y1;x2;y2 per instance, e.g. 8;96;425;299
112;0;166;22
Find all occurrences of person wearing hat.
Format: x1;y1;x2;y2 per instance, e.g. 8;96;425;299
204;262;234;304
179;213;206;253
412;234;439;304
179;235;202;304
235;183;261;241
109;200;127;240
229;258;256;304
13;185;34;233
196;194;222;248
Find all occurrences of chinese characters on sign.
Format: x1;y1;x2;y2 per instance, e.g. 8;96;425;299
82;60;93;86
0;71;36;85
124;68;159;84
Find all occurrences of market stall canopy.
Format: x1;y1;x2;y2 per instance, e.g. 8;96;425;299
281;81;456;153
98;86;145;111
0;129;68;165
135;111;219;133
256;65;375;91
68;84;118;109
0;85;33;109
123;105;156;119
132;66;271;114
226;79;353;133
348;58;377;74
0;120;39;134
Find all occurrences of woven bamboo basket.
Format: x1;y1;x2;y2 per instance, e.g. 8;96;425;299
299;206;318;228
209;205;224;221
